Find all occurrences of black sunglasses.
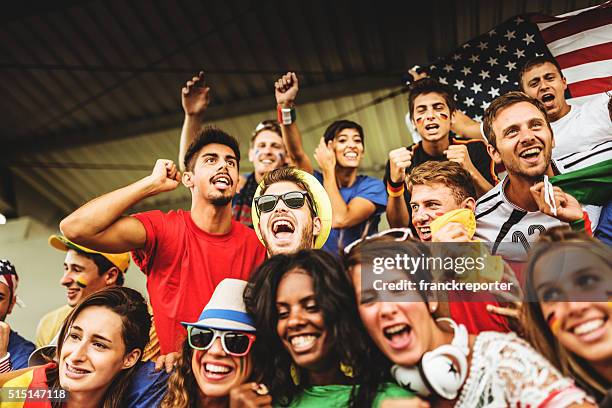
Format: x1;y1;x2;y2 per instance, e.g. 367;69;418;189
187;326;256;356
254;191;310;215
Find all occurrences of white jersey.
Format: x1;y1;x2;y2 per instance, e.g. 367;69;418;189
475;143;611;260
551;93;612;159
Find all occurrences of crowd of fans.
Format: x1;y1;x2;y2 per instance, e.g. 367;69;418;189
0;55;610;407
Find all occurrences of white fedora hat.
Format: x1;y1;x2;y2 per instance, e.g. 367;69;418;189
182;279;256;333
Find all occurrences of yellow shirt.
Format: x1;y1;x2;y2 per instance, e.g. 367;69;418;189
35;304;71;348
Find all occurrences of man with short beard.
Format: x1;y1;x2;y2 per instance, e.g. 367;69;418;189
477;91;608;262
519;56;611;159
252;167;332;256
60;128;266;355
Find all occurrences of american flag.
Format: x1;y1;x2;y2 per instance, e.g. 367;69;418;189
422;2;612;122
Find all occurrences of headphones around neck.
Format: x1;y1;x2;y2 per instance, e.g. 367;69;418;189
391;318;469;400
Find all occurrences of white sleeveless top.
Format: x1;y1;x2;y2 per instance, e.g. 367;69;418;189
455;331;591;407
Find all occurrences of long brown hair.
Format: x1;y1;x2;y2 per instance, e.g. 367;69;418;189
521;227;611;399
47;286;151;408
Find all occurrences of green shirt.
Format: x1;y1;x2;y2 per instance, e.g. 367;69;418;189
276;382;413;408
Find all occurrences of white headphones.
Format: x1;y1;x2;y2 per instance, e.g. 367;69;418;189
391;318;469;400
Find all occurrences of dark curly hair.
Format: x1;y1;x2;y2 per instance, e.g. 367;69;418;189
244;249;390;407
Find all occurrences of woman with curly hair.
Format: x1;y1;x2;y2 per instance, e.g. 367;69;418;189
244;249;412;407
160;278;270;408
0;286;151;408
521;227;612;405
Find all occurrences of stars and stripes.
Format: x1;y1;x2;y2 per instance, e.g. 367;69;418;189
422;2;612;121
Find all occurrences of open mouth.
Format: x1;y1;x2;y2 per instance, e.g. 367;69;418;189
424;123;440;134
417;225;431;241
383;323;413;349
211;174;232;190
540;93;555;106
203;362;234;380
64;362;91;379
344;152;358;160
259;156;276;165
519;147;542;162
272;218;296;239
568;316;608;342
288;333;320;353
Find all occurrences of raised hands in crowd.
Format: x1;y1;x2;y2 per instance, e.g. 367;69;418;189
2;52;610;408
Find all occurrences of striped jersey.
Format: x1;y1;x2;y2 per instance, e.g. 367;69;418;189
475;142;611;260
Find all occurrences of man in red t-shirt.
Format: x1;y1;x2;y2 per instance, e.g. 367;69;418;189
60;127;266;370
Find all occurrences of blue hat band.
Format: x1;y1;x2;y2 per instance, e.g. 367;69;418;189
198;309;255;327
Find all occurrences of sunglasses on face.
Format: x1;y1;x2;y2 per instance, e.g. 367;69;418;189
187;326;256;357
254;191;311;216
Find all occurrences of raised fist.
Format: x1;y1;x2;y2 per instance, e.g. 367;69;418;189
275;72;299;108
388;147;413;184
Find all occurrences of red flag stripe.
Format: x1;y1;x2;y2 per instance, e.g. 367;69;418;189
540;7;612;44
555;42;612;69
567;76;612;98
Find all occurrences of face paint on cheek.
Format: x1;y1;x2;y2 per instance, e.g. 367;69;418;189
435;112;449;121
546;311;561;334
434;212;445;217
76;277;88;289
415;115;424;125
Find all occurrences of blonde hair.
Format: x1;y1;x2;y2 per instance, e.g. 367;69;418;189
159;341;199;408
521;226;611;397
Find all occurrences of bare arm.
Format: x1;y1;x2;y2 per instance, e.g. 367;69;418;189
60;159;182;253
178;71;210;172
386;147;412;228
275;72;313;173
453;110;483;140
445;145;493;197
386;195;411;228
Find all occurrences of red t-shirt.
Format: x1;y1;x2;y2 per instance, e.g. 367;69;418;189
132;210;266;354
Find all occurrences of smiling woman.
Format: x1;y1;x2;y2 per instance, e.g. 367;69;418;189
522;227;612;405
244;249;412;407
159;278;269;408
0;287;151;408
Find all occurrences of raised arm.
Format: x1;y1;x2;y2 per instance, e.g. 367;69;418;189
385;147;413;228
274;72;313;173
178;71;210;172
60;159;182;253
452;110;484;140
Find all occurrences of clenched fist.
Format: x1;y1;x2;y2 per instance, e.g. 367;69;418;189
275;72;299;109
147;160;181;195
388;147;413;184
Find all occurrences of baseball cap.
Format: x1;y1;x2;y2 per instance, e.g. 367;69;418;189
48;235;130;273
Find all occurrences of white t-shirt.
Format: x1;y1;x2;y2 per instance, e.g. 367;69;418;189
474;144;610;260
551;93;612;159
